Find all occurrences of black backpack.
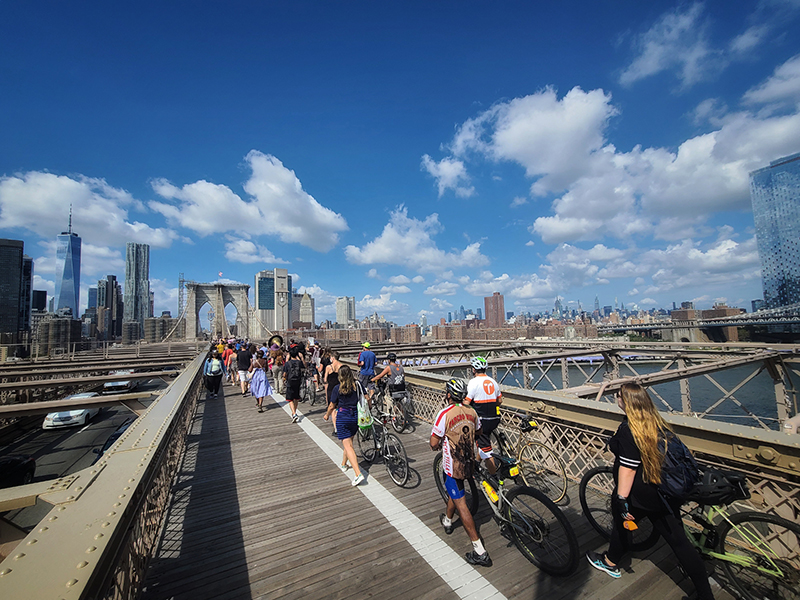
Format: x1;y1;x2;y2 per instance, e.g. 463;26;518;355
285;359;302;382
657;431;701;501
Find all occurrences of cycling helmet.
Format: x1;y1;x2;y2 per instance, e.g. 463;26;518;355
470;356;488;370
445;378;468;401
387;352;397;362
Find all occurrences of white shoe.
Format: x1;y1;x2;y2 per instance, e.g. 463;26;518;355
339;464;349;473
352;474;365;486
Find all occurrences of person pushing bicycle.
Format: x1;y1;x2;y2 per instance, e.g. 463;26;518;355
430;378;491;567
464;356;502;476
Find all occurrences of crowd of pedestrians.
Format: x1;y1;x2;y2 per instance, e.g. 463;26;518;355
201;342;712;598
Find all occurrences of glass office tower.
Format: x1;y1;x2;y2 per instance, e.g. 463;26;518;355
750;152;800;308
55;216;81;318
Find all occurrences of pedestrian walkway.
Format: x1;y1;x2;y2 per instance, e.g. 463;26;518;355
141;382;732;599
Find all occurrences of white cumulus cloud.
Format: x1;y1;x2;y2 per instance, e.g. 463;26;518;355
344;206;489;274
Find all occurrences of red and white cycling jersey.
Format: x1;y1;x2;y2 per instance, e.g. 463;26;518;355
431;403;481;479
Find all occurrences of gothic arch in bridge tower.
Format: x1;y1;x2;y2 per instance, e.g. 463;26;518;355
185;283;250;339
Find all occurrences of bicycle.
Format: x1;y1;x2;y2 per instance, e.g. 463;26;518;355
373;379;411;433
579;465;800;600
356;408;409;486
433;450;579;576
300;364;318;405
489;413;568;503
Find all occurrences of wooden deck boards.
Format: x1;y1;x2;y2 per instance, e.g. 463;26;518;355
141;384;734;599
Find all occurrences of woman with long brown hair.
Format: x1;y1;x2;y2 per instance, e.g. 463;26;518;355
327;365;365;486
587;382;714;600
322;350;342;434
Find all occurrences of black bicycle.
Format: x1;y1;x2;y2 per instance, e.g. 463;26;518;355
356;408;409;486
433;451;579;576
373;379;411;433
300;364;318;405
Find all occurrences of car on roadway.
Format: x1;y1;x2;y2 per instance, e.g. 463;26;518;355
0;454;36;488
92;417;136;464
42;392;101;429
103;370;139;394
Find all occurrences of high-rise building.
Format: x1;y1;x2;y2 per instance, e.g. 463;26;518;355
55;213;81;318
299;292;315;326
335;296;355;325
88;287;98;310
20;255;33;332
484;292;505;328
123;243;150;338
254;268;292;332
98;275;124;339
0;239;24;335
31;290;47;312
750;152;800;308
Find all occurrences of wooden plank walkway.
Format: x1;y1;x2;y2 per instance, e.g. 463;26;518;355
141;383;733;600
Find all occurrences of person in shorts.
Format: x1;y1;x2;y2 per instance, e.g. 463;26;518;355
357;341;376;400
430;378;491;567
465;356;502;475
236;343;253;396
282;346;304;422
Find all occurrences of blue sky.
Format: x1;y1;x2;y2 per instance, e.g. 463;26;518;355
2;1;800;325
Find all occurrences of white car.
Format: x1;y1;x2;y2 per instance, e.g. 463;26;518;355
42;392;101;429
103;370;139;394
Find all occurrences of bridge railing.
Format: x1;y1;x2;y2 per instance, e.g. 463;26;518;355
404;347;799;431
0;350;204;599
403;368;800;525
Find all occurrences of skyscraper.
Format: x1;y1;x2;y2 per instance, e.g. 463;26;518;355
20;255;33;332
254;268;292;332
123;243;150;338
750;152;800;308
55;213;81;318
98;275;124;339
335;296;355;325
484;292;505;328
0;239;24;335
299;292;315;326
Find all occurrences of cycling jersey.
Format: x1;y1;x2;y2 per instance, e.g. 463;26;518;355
466;374;502;420
431;403;481;480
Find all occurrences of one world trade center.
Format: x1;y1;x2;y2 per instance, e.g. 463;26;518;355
55;210;81;318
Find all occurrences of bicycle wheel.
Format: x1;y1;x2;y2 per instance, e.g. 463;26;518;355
717;511;800;600
578;466;660;551
308;379;318;405
504;486;579;576
383;433;408;486
356;426;378;463
517;441;568;503
432;452;479;515
390;398;408;433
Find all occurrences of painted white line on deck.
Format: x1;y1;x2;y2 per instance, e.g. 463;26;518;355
272;396;507;600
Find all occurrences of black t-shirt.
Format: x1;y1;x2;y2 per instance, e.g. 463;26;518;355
236;350;253;371
608;418;663;511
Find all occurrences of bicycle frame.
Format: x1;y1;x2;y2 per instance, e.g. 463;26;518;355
686;504;792;578
471;463;538;539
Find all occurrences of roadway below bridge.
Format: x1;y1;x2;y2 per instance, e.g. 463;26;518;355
0;376;171;532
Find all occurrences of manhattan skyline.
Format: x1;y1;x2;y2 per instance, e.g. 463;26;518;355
1;2;800;324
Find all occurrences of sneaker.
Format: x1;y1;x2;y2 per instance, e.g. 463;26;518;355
291;414;298;423
439;513;454;535
465;550;492;567
339;464;349;473
351;474;365;486
586;551;621;578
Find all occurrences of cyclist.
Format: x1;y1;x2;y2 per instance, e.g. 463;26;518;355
464;356;502;475
372;352;405;393
430;378;491;567
586;383;714;600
